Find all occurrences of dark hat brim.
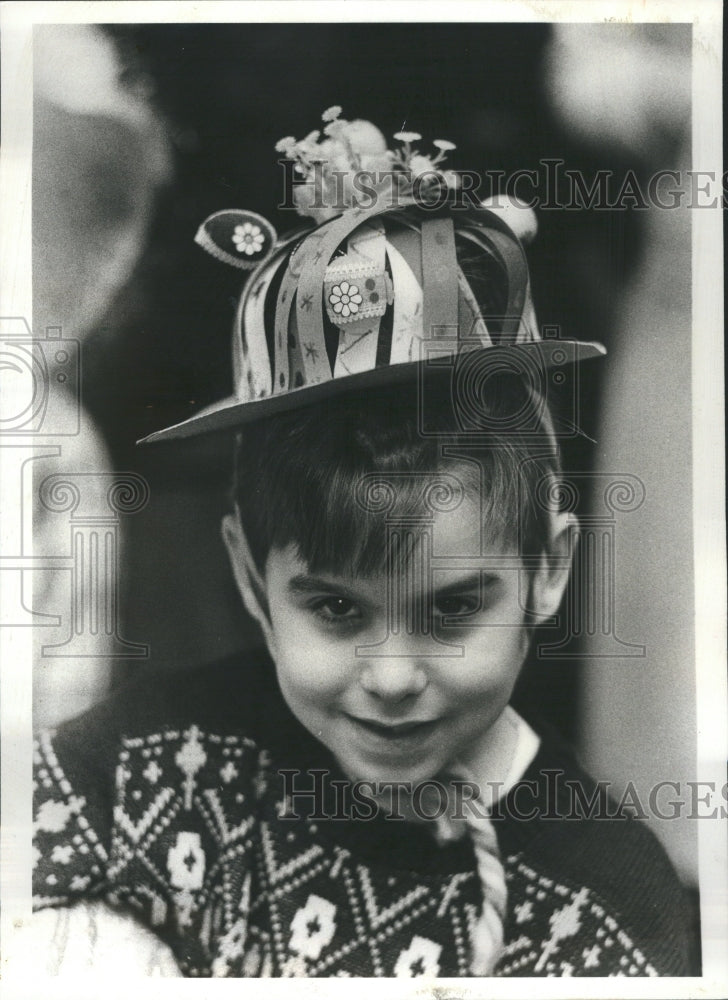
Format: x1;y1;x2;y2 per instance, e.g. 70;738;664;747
138;339;605;444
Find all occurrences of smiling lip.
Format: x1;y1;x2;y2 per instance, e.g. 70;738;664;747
346;715;440;741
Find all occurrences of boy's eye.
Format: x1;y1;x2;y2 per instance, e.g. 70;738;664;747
434;595;481;617
312;596;361;622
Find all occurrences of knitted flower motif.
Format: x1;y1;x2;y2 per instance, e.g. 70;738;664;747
35;797;76;833
329;281;362;318
167;831;206;891
288;894;337;960
232;222;265;256
50;844;74;864
393;935;442;977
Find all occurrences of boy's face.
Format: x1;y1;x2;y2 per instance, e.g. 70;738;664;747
227;493;545;786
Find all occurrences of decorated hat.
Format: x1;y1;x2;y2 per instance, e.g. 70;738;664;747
140;108;604;444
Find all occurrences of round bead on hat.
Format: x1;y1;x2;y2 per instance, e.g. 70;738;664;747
140;108;604;444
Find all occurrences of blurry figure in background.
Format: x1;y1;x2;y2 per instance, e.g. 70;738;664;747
32;25;170;727
545;25;697;892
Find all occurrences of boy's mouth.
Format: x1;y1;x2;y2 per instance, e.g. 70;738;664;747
346;714;440;741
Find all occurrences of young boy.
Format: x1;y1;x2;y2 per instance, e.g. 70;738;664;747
32;113;691;978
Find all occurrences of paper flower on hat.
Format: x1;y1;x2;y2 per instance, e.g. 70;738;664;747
194;210;277;270
232;221;265;256
328;281;363;319
276;107;460;224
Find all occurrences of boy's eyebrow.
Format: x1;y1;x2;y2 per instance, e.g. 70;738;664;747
287;575;364;601
287;570;495;600
432;571;496;597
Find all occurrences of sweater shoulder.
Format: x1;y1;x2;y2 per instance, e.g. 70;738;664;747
496;735;693;975
47;649;281;749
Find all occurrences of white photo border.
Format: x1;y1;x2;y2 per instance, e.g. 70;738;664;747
1;2;725;997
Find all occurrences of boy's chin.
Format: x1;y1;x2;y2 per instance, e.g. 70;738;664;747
336;753;446;790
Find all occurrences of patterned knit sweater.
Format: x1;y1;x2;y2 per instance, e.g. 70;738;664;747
33;652;691;978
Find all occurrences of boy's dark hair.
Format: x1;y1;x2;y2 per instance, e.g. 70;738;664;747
232;373;562;577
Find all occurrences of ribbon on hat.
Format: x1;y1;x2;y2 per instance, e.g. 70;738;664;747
421;218;459;360
457;268;493;349
332;223;389;378
386;239;424;365
273;263;298;395
195;210;277;271
274;229;331;391
295;200;418;380
457;225;529;344
235;249;290;401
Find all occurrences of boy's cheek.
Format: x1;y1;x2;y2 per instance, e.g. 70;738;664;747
274;642;350;698
268;608;326;662
444;649;527;711
459;625;529;672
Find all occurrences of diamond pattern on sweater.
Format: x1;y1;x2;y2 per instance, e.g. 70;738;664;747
33;724;678;977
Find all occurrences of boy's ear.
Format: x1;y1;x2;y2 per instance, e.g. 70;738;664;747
221;510;277;657
529;511;578;627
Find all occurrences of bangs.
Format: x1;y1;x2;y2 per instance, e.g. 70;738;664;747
232;381;558;577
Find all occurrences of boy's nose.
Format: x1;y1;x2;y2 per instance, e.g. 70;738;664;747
358;658;428;703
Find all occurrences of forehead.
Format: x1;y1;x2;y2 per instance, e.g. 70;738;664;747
427;489;487;557
362;473;509;556
266;491;518;585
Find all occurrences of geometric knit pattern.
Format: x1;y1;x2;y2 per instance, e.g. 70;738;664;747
34;721;680;977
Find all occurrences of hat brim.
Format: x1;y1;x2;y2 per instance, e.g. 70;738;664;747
138;340;605;444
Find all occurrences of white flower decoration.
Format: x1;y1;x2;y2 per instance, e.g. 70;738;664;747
232;222;265;256
275;136;296;154
51;844;74;865
329;281;362;318
394;935;442;977
289;894;337;960
408;154;436;178
275;109;459;222
167;831;206;891
35;797;76;833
